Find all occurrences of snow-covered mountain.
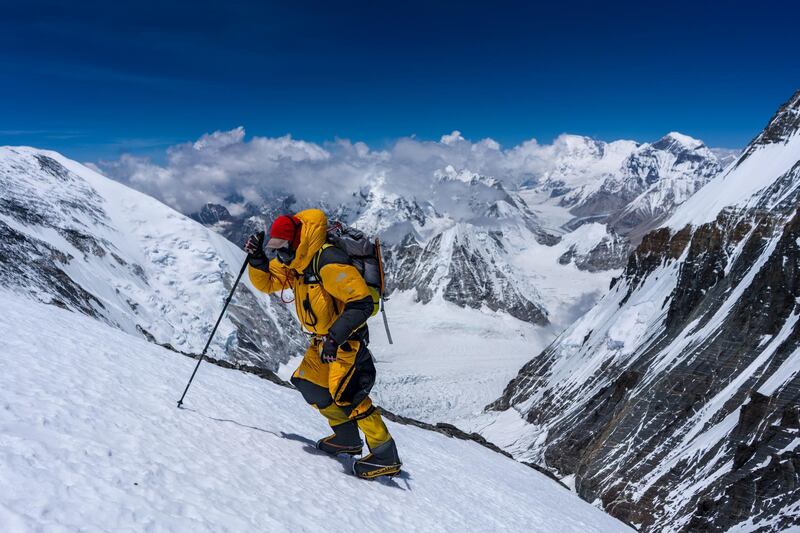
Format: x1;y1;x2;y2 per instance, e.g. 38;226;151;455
192;131;725;321
180;128;727;337
0;289;633;532
179;131;725;427
190;167;612;328
0;109;760;531
185;164;625;425
535;132;727;240
386;224;549;324
0;147;302;370
478;90;800;531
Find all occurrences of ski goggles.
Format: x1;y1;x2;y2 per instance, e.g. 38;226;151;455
265;239;295;265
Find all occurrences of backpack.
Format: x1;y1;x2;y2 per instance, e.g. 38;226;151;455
319;221;393;343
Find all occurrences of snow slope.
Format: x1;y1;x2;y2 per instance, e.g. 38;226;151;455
668;125;800;229
0;292;630;532
0;146;302;370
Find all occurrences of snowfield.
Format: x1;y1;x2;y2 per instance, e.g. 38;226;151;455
349;291;555;423
0;292;630;532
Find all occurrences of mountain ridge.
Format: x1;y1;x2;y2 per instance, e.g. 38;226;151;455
481;90;800;532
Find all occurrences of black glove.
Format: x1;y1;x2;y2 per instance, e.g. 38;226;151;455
244;232;269;272
320;335;339;364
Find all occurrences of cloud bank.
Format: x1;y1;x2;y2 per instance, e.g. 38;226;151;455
94;127;577;214
95;127;731;216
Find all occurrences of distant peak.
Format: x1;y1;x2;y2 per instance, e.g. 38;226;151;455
555;133;600;147
435;165;498;187
654;132;704;151
552;134;607;158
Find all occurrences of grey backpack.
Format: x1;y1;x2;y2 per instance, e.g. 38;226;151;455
326;221;393;343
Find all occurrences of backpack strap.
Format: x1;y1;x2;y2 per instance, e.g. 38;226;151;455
306;243;351;284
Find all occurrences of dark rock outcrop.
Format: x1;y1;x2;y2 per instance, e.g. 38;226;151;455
387;225;549;325
190;203;232;226
559;231;631;272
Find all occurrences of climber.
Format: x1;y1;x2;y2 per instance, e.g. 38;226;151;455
244;209;401;479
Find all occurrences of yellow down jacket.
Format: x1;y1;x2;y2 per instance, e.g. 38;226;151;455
247;209;372;338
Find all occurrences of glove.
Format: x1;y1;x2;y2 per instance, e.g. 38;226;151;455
320;335;339;364
244;231;269;272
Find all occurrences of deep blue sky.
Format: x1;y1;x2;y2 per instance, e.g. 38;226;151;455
1;0;798;161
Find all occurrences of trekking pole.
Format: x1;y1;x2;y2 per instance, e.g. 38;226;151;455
177;257;249;408
374;237;394;345
380;297;394;345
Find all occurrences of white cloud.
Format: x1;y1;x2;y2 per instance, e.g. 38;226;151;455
97;127;709;216
440;130;465;145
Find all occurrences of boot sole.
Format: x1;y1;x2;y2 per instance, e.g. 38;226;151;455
353;463;402;479
316;442;363;456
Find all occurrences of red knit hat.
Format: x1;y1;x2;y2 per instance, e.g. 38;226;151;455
267;215;301;249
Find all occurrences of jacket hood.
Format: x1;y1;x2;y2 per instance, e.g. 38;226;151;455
287;209;328;272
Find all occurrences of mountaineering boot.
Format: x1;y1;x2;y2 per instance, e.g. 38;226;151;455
316;419;363;456
353;438;402;479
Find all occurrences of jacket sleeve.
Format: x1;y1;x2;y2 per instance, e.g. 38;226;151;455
318;248;373;342
248;259;289;294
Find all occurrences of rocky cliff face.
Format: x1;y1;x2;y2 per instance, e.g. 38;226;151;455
484;90;800;531
557;229;630;272
385;224;550;325
0;147;303;370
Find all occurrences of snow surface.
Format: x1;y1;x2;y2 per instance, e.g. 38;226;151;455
368;292;554;423
510;226;617;328
557;223;612;256
0;292;630;532
516;187;576;232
